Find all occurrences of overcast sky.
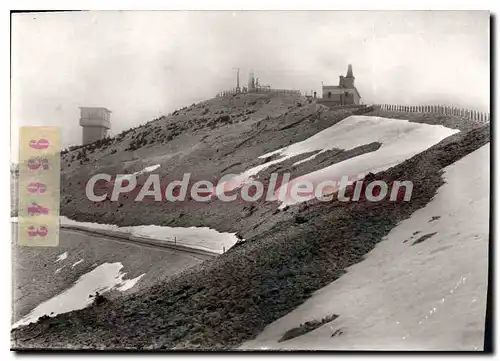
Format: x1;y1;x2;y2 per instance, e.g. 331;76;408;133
11;10;490;155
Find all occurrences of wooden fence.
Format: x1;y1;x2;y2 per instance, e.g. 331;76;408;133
375;104;490;123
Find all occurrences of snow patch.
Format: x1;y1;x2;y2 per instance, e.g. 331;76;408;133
59;217;238;254
55;252;68;262
242;144;489;351
136;164;160;175
60;216;119;231
115;164;161;183
116;273;146;291
12;262;146;329
118;225;238;254
221;116;459;207
71;259;84;268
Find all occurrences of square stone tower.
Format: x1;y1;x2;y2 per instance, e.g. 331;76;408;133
79;107;111;145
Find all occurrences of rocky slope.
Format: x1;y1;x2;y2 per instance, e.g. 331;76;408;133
12;93;490;349
58;93;477;239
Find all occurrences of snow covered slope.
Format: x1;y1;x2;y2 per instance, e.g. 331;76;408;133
221;116;459;206
12;262;145;329
60;217;239;254
242;143;489;351
12;216;239;254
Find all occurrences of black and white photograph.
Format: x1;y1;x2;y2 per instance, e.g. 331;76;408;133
9;9;491;351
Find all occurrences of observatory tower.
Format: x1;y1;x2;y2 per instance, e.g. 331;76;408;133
79;107;111;145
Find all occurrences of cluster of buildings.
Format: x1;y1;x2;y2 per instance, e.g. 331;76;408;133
216;64;362;107
216;69;301;97
79;64;361;145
